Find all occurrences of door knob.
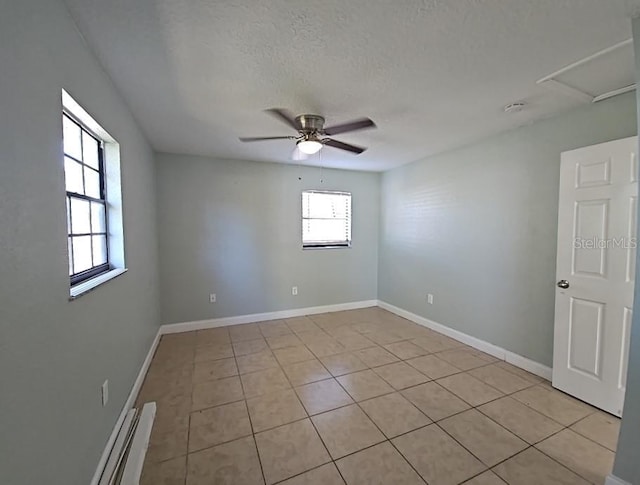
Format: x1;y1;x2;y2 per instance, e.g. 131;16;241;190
557;279;570;289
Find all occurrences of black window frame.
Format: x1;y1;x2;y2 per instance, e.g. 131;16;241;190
301;190;352;249
63;112;110;286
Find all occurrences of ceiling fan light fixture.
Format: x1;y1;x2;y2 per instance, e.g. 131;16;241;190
297;139;323;155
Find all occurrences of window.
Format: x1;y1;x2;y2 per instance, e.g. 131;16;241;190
62;90;126;298
63;113;109;284
302;190;352;248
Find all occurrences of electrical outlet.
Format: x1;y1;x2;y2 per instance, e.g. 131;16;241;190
210;293;216;303
427;293;434;305
101;380;109;407
292;286;298;296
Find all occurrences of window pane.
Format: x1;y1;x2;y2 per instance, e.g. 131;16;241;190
72;236;92;273
64;157;84;194
66;197;72;235
84;166;100;198
303;192;350;219
63;116;82;160
68;238;73;275
92;235;107;265
82;131;99;169
303;219;350;243
91;202;106;233
70;197;91;234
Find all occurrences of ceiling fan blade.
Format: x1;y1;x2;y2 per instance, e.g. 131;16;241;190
323;138;366;154
292;146;309;161
239;136;296;142
265;108;301;130
323;117;376;136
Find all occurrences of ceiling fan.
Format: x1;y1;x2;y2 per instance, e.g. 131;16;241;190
239;108;376;159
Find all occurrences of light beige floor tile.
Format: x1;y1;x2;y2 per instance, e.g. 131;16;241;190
494;448;589;485
189;400;252;452
406;355;461;379
283;359;332;386
536;429;615;484
311;404;385;459
570;411;620;451
337;369;394;401
273;345;316;366
295;378;354;415
336;441;425;485
284;316;319;333
435;349;491;371
246;388;307;432
365;331;405;345
267;333;303;350
195;327;230;347
233;338;269;356
373;361;430;390
354;346;400;367
392;424;486;485
339;334;377;351
468;364;533;394
440;409;527;466
437;373;503;406
187;435;264;485
462;471;506;485
306;338;347;357
255;419;331;484
401;382;470;421
141;455;186;485
146;424;189;463
193;357;238;383
295;330;331;344
320;352;368;376
229;323;263;343
241;367;291;398
411;336;461;353
236;349;279;374
383;341;428;360
279;463;345;485
360;392;431;438
260;320;292;338
194;343;234;363
478;396;563;444
511;385;594;426
493;361;543;384
192;376;244;411
152;407;190;435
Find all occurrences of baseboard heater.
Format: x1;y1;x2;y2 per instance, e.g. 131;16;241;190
97;402;156;485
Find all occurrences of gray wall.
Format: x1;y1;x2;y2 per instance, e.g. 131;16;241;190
612;16;640;485
156;154;380;324
0;1;160;484
379;92;637;367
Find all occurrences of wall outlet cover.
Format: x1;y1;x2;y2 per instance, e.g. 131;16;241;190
292;286;298;296
101;380;109;407
210;293;216;303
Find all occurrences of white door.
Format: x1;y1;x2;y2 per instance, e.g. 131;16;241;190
553;136;637;417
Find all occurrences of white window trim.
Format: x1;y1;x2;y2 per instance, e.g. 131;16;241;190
63;89;127;299
301;190;352;250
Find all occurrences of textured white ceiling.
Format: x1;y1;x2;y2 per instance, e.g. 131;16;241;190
63;0;640;171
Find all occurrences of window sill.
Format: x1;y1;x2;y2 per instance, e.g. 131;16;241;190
69;268;127;300
303;245;351;250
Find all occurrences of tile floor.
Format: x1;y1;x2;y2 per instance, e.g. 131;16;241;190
137;307;620;485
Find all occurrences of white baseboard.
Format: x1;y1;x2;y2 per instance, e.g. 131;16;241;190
377;300;553;381
90;328;161;485
161;300;379;334
605;474;631;485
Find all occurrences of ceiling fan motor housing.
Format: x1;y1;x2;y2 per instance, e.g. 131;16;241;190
296;114;325;134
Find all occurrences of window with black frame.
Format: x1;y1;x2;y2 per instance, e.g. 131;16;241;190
63;113;109;285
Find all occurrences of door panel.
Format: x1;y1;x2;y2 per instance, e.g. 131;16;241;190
572;200;609;277
554;136;637;416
